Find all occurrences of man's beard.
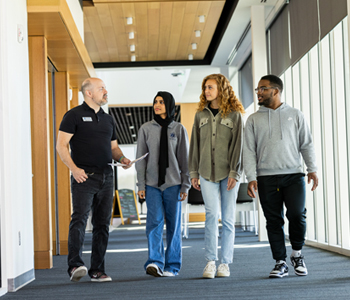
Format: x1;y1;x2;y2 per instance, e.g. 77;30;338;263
258;96;273;107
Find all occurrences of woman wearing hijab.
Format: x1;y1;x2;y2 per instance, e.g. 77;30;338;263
136;91;191;277
189;74;245;278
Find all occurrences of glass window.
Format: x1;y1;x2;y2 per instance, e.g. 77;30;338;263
333;21;350;248
309;44;326;243
320;34;337;246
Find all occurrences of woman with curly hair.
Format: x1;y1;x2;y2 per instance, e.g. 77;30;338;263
189;73;245;279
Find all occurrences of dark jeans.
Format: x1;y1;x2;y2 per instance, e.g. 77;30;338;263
257;173;306;261
67;169;114;276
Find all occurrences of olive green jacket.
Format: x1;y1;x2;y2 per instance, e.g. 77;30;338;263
189;106;243;182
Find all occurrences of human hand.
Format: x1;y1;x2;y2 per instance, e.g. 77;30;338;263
227;178;237;191
247;181;258;198
72;168;88;183
191;178;200;191
138;190;146;199
307;172;318;191
180;193;187;201
121;157;132;169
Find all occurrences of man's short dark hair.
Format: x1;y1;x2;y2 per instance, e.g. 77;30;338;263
261;75;283;93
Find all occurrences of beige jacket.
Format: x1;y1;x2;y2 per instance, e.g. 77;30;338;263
189;106;243;182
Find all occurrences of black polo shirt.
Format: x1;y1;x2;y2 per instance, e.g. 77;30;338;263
59;102;117;172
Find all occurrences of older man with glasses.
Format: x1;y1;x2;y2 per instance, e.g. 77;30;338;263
243;74;318;278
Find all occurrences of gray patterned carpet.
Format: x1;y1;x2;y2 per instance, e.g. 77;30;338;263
3;223;350;300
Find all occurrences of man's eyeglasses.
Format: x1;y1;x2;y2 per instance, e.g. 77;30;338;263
254;86;278;94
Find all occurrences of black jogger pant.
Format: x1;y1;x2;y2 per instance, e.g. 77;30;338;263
257;173;306;261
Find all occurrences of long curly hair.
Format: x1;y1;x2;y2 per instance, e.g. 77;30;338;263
198;74;245;117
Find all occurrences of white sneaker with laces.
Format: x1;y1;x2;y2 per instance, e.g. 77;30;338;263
203;261;216;279
162;271;175;277
217;263;230;277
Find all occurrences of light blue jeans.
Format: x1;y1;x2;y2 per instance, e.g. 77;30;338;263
200;175;240;264
144;185;182;274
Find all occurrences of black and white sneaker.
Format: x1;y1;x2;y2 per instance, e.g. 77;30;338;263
290;255;308;276
269;261;289;278
146;263;163;277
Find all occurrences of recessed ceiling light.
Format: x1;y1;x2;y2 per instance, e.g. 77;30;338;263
191;43;197;50
195;30;201;37
131;134;136;137
126;17;133;25
130;44;135;52
129;32;134;39
199;15;205;23
131;55;136;62
129;126;134;129
188;54;193;60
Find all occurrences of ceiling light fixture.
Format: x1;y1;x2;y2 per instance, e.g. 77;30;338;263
129;32;134;39
191;43;197;50
126;17;133;25
131;55;136;62
199;15;205;23
129;126;134;129
131;134;136;137
195;30;201;37
126;112;132;116
130;44;135;52
188;54;193;60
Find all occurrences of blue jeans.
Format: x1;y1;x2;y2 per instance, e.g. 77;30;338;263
200;175;240;264
67;170;114;276
257;173;306;261
144;185;182;274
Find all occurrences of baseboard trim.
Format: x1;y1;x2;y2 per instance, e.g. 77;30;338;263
8;268;35;292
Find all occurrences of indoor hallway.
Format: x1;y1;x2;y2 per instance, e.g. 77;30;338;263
2;223;350;300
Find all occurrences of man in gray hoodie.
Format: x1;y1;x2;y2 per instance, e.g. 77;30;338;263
243;75;318;279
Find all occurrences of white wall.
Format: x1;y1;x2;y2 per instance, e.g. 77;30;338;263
96;68;191;105
66;0;84;42
0;0;34;294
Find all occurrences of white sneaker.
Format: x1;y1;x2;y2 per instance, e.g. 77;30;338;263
217;263;230;277
203;261;216;279
146;263;163;277
162;271;175;277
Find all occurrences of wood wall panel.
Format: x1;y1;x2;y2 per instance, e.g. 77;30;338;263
54;72;72;256
180;102;198;141
28;0;96;88
29;36;53;270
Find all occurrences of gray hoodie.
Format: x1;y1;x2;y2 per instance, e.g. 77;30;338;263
136;120;191;193
243;103;317;182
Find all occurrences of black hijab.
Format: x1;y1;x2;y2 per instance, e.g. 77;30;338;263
153;91;175;187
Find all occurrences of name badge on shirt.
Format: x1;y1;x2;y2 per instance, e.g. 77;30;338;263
82;117;93;122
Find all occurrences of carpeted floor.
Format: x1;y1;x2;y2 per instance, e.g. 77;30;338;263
3;223;350;300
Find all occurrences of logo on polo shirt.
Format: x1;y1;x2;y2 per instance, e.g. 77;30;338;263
82;117;93;122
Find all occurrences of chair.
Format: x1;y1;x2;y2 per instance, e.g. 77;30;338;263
236;182;258;235
182;186;204;239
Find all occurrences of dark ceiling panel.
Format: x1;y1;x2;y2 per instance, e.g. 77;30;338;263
109;105;181;145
